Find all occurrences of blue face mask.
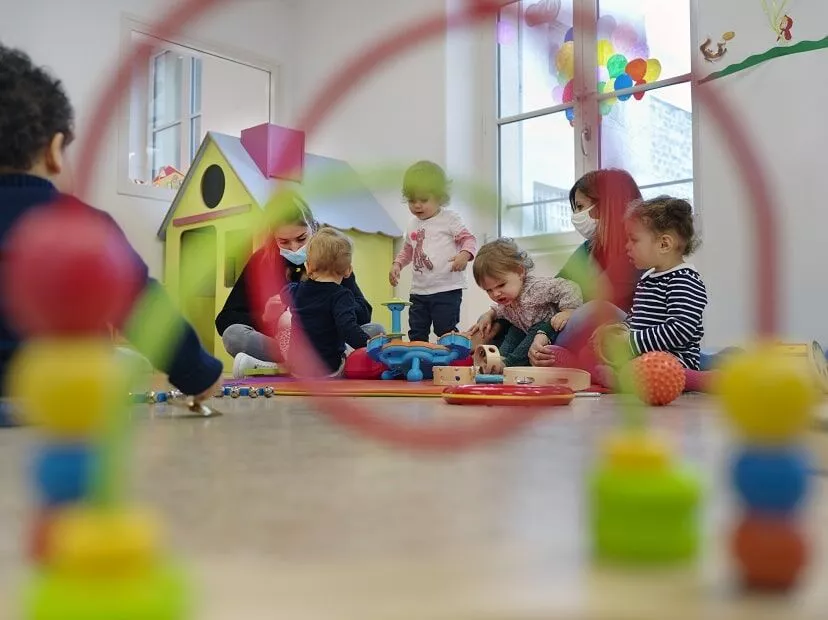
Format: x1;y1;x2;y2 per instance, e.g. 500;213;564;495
279;245;307;266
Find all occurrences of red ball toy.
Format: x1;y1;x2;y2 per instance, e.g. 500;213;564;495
2;197;143;336
626;351;685;406
732;515;808;590
343;347;387;379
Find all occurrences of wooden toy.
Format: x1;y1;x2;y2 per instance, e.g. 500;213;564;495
156;125;402;370
432;366;476;386
503;366;591;391
768;341;828;393
473;344;504;374
442;383;575;406
718;346;817;590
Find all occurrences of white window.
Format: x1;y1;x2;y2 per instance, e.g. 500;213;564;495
119;19;279;200
497;0;694;239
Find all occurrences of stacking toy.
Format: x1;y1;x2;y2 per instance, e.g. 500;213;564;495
4;202;191;619
718;346;816;591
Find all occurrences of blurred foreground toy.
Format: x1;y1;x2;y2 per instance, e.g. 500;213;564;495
718;345;816;590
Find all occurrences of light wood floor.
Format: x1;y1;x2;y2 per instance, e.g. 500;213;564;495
2;392;828;619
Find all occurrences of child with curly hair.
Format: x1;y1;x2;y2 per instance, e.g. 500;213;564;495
469;238;582;369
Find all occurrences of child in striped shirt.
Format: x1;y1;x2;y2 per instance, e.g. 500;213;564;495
594;196;708;387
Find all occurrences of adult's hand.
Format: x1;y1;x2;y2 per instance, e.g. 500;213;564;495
528;332;557;367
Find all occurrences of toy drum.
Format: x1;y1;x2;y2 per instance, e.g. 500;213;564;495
503;367;592;392
432;366;476;386
474;344;504;375
770;342;828;393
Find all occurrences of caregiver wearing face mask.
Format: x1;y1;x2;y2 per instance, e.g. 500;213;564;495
216;190;382;376
527;168;644;367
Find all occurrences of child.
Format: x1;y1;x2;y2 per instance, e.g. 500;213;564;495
0;43;222;402
388;161;476;342
282;227;376;377
469;238;583;369
594;196;708;387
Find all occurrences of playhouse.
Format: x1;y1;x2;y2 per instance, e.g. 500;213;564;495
157;123;402;369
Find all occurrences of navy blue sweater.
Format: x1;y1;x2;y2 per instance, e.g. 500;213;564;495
285;279;369;373
0;174;223;395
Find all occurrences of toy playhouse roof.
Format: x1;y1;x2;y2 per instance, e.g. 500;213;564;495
157;131;402;240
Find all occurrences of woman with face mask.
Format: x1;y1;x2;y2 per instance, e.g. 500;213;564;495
527;168;644;368
216;190;383;377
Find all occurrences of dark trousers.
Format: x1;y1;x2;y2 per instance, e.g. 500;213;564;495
495;320;558;367
408;289;462;342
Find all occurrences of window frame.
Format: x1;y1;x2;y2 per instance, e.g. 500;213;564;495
117;15;283;202
494;0;701;243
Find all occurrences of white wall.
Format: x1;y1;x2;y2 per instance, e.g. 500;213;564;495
0;0;295;277
695;0;828;346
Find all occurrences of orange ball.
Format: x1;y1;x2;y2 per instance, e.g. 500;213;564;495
623;351;685;406
732;515;808;590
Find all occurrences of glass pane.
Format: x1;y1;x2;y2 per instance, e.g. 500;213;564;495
191;57;202;114
500;112;575;237
498;0;574;118
152;124;182;180
152;51;183;128
600;81;692;201
596;0;690;92
190;115;202;160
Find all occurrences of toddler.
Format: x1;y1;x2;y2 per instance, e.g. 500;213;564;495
470;238;583;368
594;196;708;386
389;161;476;341
283;227;375;377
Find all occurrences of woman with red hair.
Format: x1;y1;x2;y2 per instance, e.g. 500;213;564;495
528;168;643;367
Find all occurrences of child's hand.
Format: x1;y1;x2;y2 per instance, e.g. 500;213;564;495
468;313;494;339
550;309;574;331
262;295;285;324
389;263;401;286
449;251;472;272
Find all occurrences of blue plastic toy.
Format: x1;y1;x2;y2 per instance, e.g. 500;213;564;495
367;332;472;381
382;298;411;339
475;374;504;384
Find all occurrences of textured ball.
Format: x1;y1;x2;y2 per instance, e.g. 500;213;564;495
2;197;143;336
32;443;97;507
23;562;190;620
624;352;685;406
343;347;386;379
717;346;818;441
49;507;160;576
732;446;810;513
8;340;130;437
732;515;808;590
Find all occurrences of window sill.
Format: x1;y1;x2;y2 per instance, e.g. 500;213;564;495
507;230;584;254
117;178;178;203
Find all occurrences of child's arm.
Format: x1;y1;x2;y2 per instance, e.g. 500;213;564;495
332;289;370;350
448;210;477;262
548;277;583;311
390;226;414;285
628;274;707;355
340;273;372;325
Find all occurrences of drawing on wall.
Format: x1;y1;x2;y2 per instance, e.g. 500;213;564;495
700;31;736;62
761;0;795;45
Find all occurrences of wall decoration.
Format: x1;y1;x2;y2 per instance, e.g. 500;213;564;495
761;0;794;45
700;31;736;62
700;35;828;84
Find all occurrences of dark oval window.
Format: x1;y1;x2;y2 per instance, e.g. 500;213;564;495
201;164;225;209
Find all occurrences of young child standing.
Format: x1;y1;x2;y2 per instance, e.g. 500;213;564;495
469;238;583;369
0;43;221;403
283;227;375;377
594;196;708;386
389;161;476;342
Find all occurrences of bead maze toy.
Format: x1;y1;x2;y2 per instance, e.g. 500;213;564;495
719;346;816;590
4;201;191;619
367;300;472;381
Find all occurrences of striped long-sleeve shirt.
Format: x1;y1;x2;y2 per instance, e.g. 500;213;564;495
624;264;708;369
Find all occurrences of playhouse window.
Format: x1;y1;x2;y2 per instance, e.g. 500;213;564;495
496;0;694;239
119;20;278;201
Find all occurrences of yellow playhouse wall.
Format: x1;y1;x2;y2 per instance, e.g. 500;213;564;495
343;230;395;330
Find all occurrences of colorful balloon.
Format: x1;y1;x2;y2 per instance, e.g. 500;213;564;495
556;41;575;81
552;85;564;103
644;58;662;82
564;26;574;42
597;15;617;39
633;79;647;100
614;73;634;100
565;107;575;123
596;65;609;83
562;80;574;103
625;58;647;82
597;39;615;66
607;54;628;79
600;101;614;116
610;23;639;55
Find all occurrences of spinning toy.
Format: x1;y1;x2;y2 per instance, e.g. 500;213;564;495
367;303;472;381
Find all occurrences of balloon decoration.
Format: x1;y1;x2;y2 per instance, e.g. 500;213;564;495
550;16;662;125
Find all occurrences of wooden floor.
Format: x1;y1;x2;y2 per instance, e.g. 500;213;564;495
2;391;828;619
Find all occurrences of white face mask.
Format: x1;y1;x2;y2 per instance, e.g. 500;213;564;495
571;207;597;239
